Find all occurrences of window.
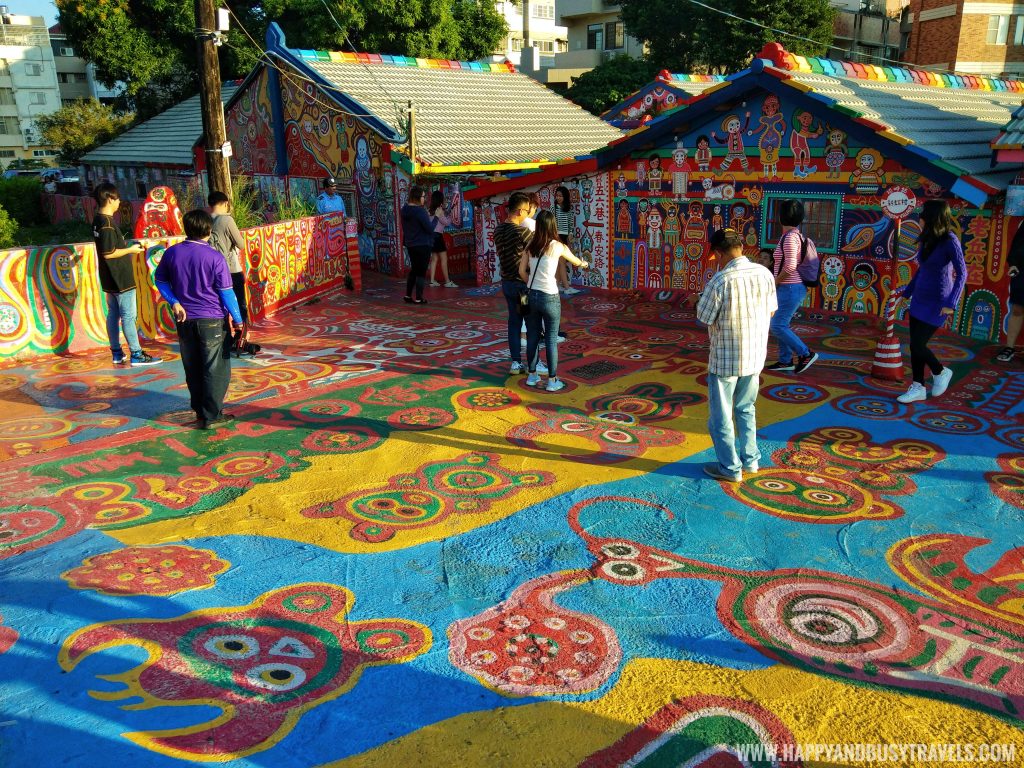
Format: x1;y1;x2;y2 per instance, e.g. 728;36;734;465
605;21;625;50
0;62;8;77
0;150;14;158
57;72;68;83
0;116;19;134
30;92;46;106
1015;16;1024;46
0;88;13;105
511;37;523;51
761;194;841;253
32;149;57;157
988;15;1010;45
532;4;554;19
25;63;41;76
557;39;568;53
135;180;148;199
586;24;603;50
74;72;88;83
536;40;555;53
58;47;74;57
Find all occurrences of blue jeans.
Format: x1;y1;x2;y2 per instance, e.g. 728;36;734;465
770;283;809;363
105;289;142;354
707;373;761;476
526;290;561;376
501;279;526;362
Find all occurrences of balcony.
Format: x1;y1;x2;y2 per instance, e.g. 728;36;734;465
558;0;620;23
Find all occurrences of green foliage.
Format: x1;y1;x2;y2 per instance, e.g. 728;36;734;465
6;158;48;170
619;0;835;73
0;203;17;248
34;100;135;166
11;220;94;248
55;1;510;117
230;175;264;231
271;188;317;222
565;56;660;116
0;177;47;228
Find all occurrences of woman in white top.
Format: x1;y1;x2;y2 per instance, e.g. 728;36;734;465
518;210;588;392
553;186;579;295
427;191;457;287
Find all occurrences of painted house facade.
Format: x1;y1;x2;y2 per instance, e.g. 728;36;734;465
224;23;621;279
466;43;1024;344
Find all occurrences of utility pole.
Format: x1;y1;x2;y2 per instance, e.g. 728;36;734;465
195;0;231;196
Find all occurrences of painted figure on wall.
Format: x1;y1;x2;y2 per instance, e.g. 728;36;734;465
850;148;886;195
695;135;712;172
647;204;664;249
616;199;632;236
615;173;628;198
712;113;752;172
664;205;681;247
824;126;848;179
671;142;690;198
636;159;647;187
671;244;686;288
649;156;664;194
748;93;785;180
842;262;880;314
791;108;824;178
820;255;846;311
711;205;725;233
637;199;649;237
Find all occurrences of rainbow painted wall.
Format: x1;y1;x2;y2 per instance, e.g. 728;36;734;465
0;213;359;362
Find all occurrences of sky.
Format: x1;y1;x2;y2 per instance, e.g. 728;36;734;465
11;1;59;26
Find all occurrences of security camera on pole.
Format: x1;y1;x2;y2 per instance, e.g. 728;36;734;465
872;185;918;381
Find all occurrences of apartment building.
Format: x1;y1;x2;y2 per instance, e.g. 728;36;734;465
906;1;1024;76
0;8;60;168
493;1;569;70
545;1;644;87
829;0;910;65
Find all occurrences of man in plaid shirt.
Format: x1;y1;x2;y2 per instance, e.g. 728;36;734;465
696;228;777;482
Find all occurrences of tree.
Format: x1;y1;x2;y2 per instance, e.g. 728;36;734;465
0;203;16;248
619;0;835;74
55;1;509;119
565;56;660;116
34;100;135;166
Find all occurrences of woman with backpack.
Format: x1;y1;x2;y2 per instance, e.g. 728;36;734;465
896;199;966;404
766;199;819;374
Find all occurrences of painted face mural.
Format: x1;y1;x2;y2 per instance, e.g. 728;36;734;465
59;584;430;760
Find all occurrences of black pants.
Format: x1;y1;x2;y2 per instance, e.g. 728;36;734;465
177;318;231;421
405;245;431;300
908;315;942;384
231;271;249;323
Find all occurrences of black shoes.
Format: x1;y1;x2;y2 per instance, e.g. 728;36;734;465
196;413;235;430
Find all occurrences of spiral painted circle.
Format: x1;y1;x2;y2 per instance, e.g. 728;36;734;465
302;425;383;453
909;409;987;435
761;382;828;405
455;388;522;412
727;469;899;522
386;407;455;430
292;399;361;422
832;394;905;420
741;580;916;665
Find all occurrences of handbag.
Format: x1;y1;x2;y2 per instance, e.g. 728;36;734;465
517;247;545;317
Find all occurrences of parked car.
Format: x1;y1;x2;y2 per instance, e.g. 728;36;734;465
1;168;44;180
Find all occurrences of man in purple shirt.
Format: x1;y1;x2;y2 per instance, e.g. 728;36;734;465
155;209;244;430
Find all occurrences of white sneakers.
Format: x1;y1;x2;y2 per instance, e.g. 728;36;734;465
931;367;953;397
563;287;581;296
523;372;565;391
897;382;927;404
545;378;566;392
896;368;954;404
510;361;524;374
525;372;541;386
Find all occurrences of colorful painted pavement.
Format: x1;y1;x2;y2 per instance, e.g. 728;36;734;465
1;276;1022;767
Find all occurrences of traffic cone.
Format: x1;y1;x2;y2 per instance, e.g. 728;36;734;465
871;295;904;381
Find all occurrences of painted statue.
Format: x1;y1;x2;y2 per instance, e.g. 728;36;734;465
850;148;886;195
824;125;848;179
748;93;785;180
712;113;752;173
790;108;824;178
134;186;184;240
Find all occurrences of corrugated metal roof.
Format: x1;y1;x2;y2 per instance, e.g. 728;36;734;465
301;58;622;167
992;101;1024;149
81;85;239;167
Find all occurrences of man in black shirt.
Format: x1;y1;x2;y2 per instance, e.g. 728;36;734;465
495;192;535;373
92;182;162;367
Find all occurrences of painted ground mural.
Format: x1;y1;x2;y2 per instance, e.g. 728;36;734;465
1;275;1022;765
472;87;1016;343
0;214;357;362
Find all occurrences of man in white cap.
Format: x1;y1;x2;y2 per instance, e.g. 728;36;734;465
316;177;347;216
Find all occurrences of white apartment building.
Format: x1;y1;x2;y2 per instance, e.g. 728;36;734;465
546;1;645;87
493;1;569;70
0;8;60;168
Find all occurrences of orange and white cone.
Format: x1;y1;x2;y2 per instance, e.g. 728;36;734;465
871;295;904;381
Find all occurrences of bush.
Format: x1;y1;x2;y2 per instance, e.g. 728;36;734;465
271;188;317;221
0;203;17;248
0;176;46;227
230;174;263;230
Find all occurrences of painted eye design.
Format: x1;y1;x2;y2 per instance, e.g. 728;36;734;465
245;662;307;692
203;634;259;659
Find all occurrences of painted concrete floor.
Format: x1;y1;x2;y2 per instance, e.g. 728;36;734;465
1;275;1023;767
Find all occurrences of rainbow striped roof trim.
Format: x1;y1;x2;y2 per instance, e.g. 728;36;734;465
293;49;517;74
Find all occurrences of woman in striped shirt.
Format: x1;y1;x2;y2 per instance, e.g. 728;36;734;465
553;186;579;296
